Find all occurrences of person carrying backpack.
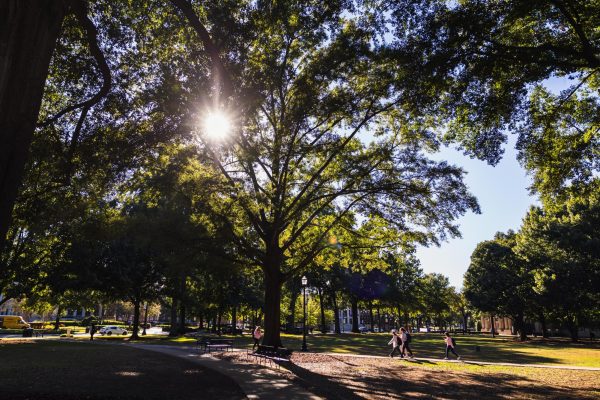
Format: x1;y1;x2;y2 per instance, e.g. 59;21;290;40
400;327;414;358
388;329;402;358
443;331;461;360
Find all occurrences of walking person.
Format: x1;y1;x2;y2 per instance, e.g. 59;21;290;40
89;323;96;341
252;326;262;350
400;327;414;358
443;331;461;360
388;329;403;358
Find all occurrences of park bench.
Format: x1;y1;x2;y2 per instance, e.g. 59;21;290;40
247;345;292;369
197;337;234;353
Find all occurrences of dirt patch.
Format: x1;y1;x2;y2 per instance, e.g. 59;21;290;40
218;352;600;399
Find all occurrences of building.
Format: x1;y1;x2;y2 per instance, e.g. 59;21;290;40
480;314;600;338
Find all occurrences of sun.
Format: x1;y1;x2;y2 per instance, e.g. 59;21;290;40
202;111;231;140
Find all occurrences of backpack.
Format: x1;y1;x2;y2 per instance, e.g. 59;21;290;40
405;333;412;343
451;337;456;347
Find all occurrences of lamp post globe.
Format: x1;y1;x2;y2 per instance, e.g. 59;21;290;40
301;275;308;352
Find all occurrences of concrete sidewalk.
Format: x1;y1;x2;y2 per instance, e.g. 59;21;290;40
130;344;323;400
320;352;600;371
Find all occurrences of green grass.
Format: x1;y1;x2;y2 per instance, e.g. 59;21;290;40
83;331;600;368
0;340;244;400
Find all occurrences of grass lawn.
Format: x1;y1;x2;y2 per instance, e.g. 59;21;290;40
0;340;245;400
87;331;600;368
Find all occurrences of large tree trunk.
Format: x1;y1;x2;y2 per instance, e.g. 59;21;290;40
539;313;548;338
0;1;68;250
54;306;62;330
318;286;327;333
368;301;374;331
376;305;381;333
332;291;341;334
350;297;359;333
262;268;283;347
566;317;579;342
216;307;222;335
513;313;527;341
169;298;178;337
287;286;298;330
130;297;140;340
211;313;217;333
178;302;186;334
231;305;237;335
490;315;495;338
261;242;285;347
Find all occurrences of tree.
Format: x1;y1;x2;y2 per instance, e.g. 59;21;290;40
388;0;600;200
179;2;479;347
464;231;534;340
6;2;479;348
419;273;453;331
516;185;600;341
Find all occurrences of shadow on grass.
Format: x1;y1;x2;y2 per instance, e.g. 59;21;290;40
0;341;245;400
282;333;569;365
283;356;598;400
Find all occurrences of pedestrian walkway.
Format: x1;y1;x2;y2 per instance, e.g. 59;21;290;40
320;352;600;371
130;344;323;400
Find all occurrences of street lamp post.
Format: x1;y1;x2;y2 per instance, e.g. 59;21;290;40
301;275;308;352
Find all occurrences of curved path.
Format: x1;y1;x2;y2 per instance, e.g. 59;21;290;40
130;344;323;400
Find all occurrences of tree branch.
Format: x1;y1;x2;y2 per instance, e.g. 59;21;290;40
38;0;112;127
169;0;233;98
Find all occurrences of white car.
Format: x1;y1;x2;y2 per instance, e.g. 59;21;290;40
99;326;128;336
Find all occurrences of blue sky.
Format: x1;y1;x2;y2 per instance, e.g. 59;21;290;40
418;76;572;289
416;137;538;289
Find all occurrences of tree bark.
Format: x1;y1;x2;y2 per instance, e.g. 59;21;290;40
0;1;68;250
54;306;62;331
539;313;548;338
490;315;495;338
169;298;178;337
318;286;327;333
178;302;186;334
368;301;374;331
332;291;341;334
287;286;298;330
262;268;283;347
231;305;237;335
513;313;527;341
211;314;217;333
351;297;359;333
216;307;222;335
130;297;140;340
566;317;579;342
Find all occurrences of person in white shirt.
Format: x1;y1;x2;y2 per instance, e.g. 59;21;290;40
388;329;402;358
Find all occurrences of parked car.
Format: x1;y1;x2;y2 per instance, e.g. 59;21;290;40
358;325;369;333
99;326;128;336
